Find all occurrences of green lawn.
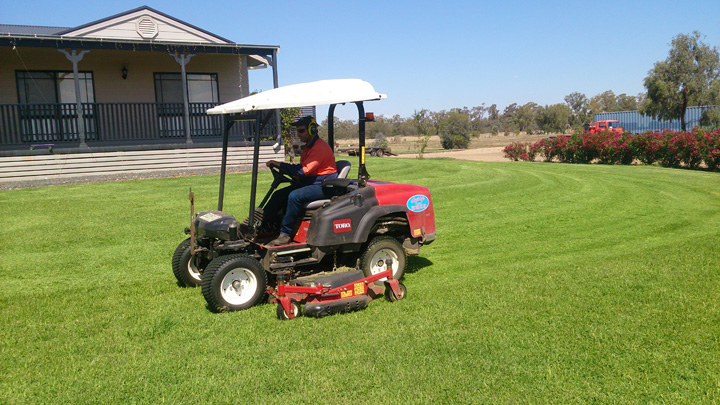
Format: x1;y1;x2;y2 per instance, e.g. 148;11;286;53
1;159;719;403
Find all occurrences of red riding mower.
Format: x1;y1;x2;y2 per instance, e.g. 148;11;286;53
170;79;436;319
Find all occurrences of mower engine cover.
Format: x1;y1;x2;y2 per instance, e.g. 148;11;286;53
195;211;240;240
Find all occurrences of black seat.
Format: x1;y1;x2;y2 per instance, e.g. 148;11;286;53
335;160;351;179
303;160;352;210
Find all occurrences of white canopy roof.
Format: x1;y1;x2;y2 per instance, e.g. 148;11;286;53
207;79;386;115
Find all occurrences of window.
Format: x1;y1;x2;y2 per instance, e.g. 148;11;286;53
154;73;218;103
14;71;96;142
154;73;220;137
16;71;95;104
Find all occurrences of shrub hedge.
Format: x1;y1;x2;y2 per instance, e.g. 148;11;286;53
503;128;720;170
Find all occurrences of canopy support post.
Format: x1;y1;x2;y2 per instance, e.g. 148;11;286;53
356;101;369;187
218;119;234;211
248;114;262;225
328;104;337;153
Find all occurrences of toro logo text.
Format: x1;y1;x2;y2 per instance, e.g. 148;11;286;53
333;219;352;233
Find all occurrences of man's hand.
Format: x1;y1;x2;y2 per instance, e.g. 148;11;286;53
266;160;280;168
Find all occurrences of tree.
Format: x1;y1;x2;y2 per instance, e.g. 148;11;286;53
500;103;518;134
589;90;619;114
487;104;499;120
366;116;392;139
641;31;720;131
536;104;571;133
469;104;486;131
321;117;356;140
515;102;539;133
564;92;590;127
616;93;638;111
280;108;300;161
701;107;720;127
438;112;470;149
413;109;433;159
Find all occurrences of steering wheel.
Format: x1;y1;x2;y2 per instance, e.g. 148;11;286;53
270;165;296;185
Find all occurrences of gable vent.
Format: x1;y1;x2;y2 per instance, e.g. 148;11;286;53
136;16;158;39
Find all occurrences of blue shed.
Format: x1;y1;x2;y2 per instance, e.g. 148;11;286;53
593;106;718;133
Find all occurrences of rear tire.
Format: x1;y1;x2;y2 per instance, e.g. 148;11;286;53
360;236;406;283
171;238;203;287
375;148;384;157
201;255;267;312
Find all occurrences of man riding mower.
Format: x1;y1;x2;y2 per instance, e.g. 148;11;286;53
261;116;338;247
170;79;436;317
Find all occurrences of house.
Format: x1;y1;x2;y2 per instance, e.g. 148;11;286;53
0;6;283;184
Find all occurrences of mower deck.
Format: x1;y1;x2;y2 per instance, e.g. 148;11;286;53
270;265;405;320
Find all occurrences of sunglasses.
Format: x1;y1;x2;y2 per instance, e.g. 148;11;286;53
296;128;307;134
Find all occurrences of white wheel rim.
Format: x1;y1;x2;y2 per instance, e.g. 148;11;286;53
370;248;399;281
283;302;299;319
220;268;258;305
187;257;202;281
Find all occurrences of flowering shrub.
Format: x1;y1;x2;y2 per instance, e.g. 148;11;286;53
698;129;720;169
503;128;720;171
629;131;665;165
535;137;564;162
503;142;527;161
503;141;540;162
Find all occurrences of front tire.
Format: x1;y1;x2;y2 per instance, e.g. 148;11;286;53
385;282;407;302
360;236;406;283
276;299;302;320
171;238;203;287
201;255;267;312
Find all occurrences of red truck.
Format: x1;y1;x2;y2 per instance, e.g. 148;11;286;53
586;120;624;134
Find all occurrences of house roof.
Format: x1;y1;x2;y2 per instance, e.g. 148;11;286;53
0;6;278;59
0;25;69;35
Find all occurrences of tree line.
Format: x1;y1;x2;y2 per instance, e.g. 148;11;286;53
319;90;645;142
313;31;719;150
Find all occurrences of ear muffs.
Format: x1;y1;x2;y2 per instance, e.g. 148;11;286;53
308;118;318;136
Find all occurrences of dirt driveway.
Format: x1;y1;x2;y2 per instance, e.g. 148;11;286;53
393;146;507;162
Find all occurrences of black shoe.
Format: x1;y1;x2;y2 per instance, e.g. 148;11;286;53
266;233;292;247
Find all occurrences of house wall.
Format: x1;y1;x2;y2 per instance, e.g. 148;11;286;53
0;46;244;104
0;46;71;103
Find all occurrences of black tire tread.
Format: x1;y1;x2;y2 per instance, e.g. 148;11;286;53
201;254;267;313
171;238;200;287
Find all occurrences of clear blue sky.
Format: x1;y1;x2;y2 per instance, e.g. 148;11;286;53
2;0;720;121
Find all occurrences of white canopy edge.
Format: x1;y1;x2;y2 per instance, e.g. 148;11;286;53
207;79;386;115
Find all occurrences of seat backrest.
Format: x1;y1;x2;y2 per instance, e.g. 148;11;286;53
336;160;351;179
303;161;352;210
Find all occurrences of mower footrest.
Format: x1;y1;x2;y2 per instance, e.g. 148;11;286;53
304;295;370;318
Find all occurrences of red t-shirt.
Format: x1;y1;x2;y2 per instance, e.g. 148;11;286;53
300;136;337;176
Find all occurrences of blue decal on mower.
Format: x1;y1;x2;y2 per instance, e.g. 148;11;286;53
407;195;429;212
